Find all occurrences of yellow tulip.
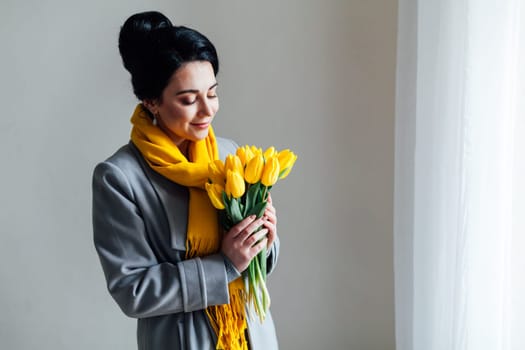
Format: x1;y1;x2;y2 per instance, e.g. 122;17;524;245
263;146;276;159
225;170;246;198
205;182;226;210
236;145;254;166
208;160;226;185
250;145;262;156
277;150;297;179
261;156;280;187
244;153;264;184
225;154;244;177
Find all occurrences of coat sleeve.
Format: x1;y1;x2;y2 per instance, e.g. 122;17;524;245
266;236;280;276
92;161;231;319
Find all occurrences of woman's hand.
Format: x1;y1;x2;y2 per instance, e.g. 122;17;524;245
221;195;278;272
262;194;278;250
221;216;268;272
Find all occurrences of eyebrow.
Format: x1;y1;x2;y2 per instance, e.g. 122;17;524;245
175;82;218;96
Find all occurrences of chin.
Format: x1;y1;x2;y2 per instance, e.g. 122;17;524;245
190;129;209;142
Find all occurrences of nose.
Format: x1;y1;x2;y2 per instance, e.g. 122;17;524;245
199;98;216;117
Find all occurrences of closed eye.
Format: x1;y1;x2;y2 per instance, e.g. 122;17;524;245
208;85;218;98
178;82;218;105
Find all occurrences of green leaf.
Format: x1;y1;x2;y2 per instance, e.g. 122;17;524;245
246;201;267;219
222;192;232;218
240;202;245;216
219;211;232;231
222;191;230;205
229;198;243;223
245;183;260;214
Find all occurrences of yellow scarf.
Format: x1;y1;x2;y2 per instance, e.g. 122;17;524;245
130;104;248;350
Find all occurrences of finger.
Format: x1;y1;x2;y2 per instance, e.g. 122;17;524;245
266;232;276;249
239;219;265;242
264;209;276;223
267;193;272;204
245;228;269;247
250;237;268;255
263;220;276;233
228;215;257;238
263;215;276;242
263;221;274;236
265;204;276;216
264;202;276;215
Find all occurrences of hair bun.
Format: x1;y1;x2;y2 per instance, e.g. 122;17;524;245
119;11;173;73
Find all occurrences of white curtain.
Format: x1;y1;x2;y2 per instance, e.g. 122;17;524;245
394;1;525;350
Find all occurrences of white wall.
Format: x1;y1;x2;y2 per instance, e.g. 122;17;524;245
0;0;397;349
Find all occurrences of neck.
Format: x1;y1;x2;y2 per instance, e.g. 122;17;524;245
157;123;191;159
178;140;190;159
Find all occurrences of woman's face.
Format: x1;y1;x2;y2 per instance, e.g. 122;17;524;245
148;60;219;147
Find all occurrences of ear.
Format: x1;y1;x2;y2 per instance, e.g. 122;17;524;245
142;99;159;115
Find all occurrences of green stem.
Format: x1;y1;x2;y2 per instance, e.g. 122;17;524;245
262;186;268;202
254;258;270;322
249;260;263;320
259;247;267;284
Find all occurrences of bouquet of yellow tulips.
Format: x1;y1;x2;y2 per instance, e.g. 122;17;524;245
205;145;297;322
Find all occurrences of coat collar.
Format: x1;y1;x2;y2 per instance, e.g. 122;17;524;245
129;141;188;251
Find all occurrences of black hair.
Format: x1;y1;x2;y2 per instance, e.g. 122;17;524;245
118;11;219;100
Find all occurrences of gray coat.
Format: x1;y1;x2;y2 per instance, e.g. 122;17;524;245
92;138;279;350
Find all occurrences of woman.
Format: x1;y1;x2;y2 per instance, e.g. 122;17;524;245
92;11;279;350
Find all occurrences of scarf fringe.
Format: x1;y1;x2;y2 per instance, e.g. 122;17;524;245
206;281;248;350
188;237;248;350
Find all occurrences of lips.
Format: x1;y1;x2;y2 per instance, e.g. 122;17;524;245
191;121;211;129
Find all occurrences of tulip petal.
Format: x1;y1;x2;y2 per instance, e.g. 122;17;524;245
261;156;280;187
